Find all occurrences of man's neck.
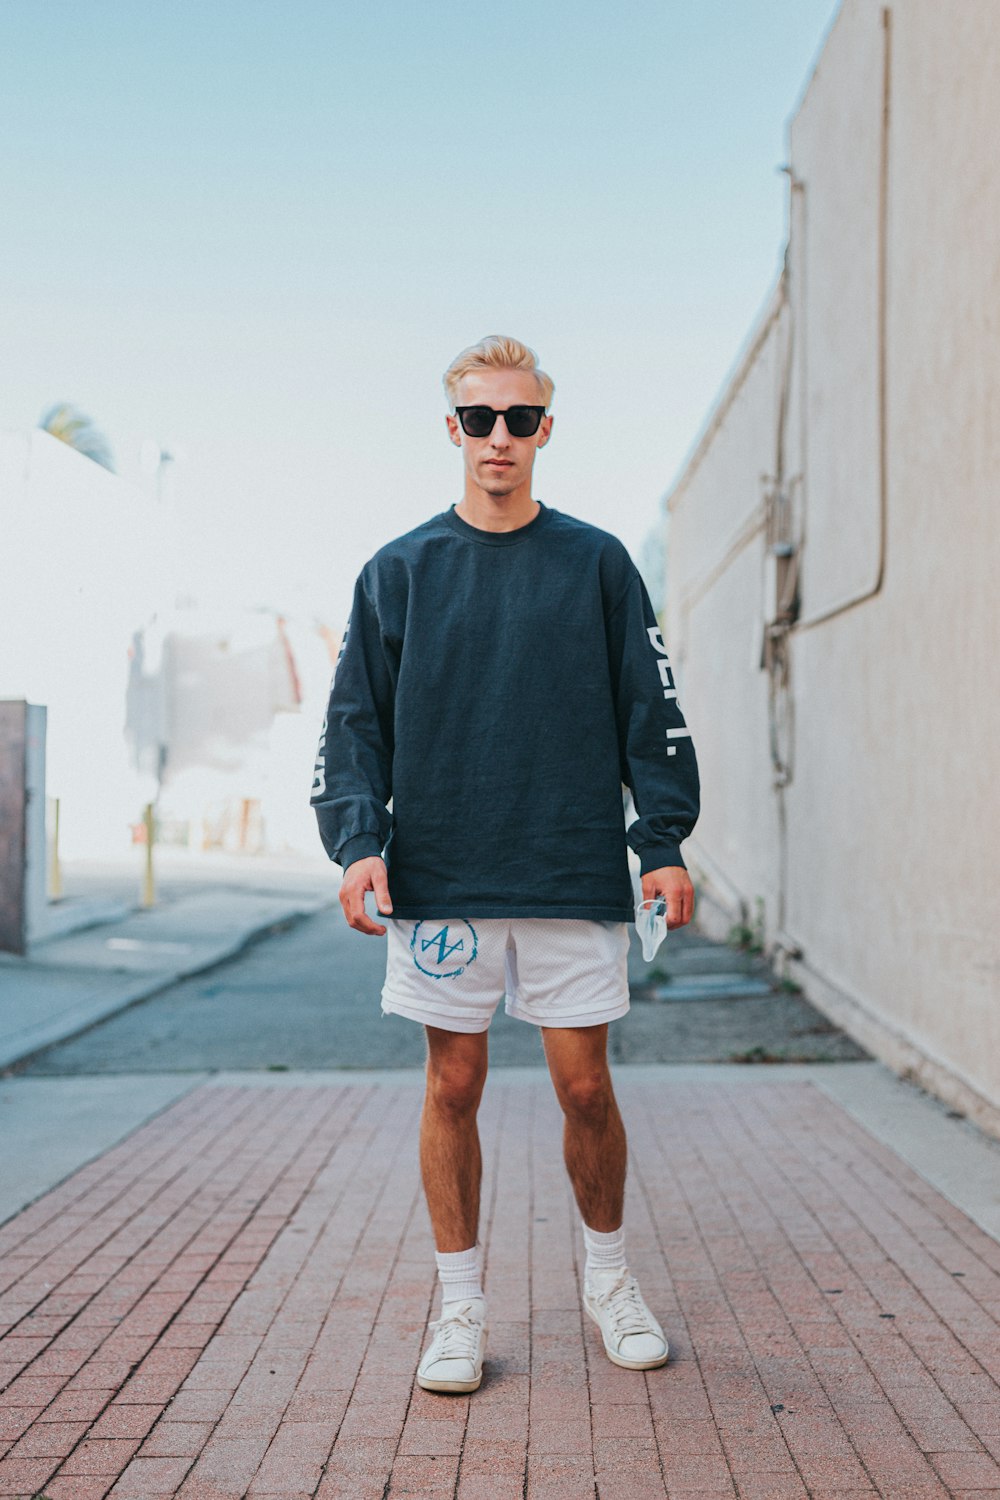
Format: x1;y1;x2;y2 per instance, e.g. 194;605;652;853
455;491;540;534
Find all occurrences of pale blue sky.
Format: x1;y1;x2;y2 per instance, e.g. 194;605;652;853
1;0;837;625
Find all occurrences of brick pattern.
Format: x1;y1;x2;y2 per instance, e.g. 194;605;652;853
0;1075;998;1498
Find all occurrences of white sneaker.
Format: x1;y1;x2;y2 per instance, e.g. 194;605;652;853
583;1267;669;1369
416;1296;488;1393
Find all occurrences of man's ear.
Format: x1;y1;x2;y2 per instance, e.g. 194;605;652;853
445;413;462;447
537;413;554;448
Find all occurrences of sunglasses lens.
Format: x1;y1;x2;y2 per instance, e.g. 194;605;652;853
460;407;495;437
506;406;542;437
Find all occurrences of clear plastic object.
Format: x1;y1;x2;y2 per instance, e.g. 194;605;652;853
635;896;668;962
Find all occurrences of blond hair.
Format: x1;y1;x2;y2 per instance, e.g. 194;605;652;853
442;334;554;410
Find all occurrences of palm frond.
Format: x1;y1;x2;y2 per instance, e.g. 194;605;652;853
39;402;116;472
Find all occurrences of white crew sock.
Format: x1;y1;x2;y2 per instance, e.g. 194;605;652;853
435;1243;484;1309
582;1220;627;1281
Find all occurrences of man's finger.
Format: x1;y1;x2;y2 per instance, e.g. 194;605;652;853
344;880;387;936
355;912;388;936
372;865;393;917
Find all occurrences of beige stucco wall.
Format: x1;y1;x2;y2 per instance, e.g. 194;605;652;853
665;0;1000;1131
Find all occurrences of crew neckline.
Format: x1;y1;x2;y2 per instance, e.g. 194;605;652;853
441;499;554;546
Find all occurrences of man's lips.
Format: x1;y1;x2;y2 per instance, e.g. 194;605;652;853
484;460;513;467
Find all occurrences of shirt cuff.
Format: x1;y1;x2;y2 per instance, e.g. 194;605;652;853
637;842;686;875
336;832;384;869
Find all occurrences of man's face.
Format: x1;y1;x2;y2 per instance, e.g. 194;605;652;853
445;369;553;497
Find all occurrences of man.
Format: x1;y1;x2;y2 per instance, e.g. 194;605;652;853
310;334;699;1394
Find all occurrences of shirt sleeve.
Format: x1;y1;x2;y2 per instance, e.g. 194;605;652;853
309;571;395;869
606;567;700;874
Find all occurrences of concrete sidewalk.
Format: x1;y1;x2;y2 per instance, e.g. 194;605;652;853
0;854;336;1073
1;1064;999;1499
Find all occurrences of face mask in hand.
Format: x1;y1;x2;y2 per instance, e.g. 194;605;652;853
635;897;668;962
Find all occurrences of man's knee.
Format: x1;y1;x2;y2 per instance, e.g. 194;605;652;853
425;1033;488;1115
559;1067;615;1124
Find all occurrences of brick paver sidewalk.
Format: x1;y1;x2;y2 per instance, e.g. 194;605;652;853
1;1073;999;1499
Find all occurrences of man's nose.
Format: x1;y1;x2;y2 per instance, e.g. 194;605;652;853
489;416;511;446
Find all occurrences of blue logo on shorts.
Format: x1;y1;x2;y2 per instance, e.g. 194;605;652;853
410;920;478;979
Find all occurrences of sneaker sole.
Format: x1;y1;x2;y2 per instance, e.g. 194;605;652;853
415;1367;484;1393
416;1327;488;1393
583;1299;669;1370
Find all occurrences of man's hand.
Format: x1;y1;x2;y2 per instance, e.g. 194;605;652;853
642;865;694;930
339;855;394;935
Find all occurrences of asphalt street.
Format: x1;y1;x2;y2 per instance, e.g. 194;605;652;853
14;906;868;1075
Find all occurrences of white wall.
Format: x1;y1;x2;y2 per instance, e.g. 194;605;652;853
0;429;338;864
0;429;172;858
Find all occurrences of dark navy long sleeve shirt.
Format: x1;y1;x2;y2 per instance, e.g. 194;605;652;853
309;500;700;922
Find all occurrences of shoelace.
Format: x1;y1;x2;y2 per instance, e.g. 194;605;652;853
590;1271;659;1339
425;1303;484;1359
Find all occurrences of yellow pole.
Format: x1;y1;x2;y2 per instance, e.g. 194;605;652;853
49;797;63;898
142;802;156;908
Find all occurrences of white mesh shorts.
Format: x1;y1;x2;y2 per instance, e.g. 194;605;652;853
380;916;631;1033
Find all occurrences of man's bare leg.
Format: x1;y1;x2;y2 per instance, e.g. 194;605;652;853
542;1022;668;1368
419;1024;489;1250
415;1025;490;1393
540;1022;627;1231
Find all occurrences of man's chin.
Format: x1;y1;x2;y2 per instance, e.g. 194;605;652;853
479;469;520;495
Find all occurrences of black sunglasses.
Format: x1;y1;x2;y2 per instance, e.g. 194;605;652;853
454;404;546;438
